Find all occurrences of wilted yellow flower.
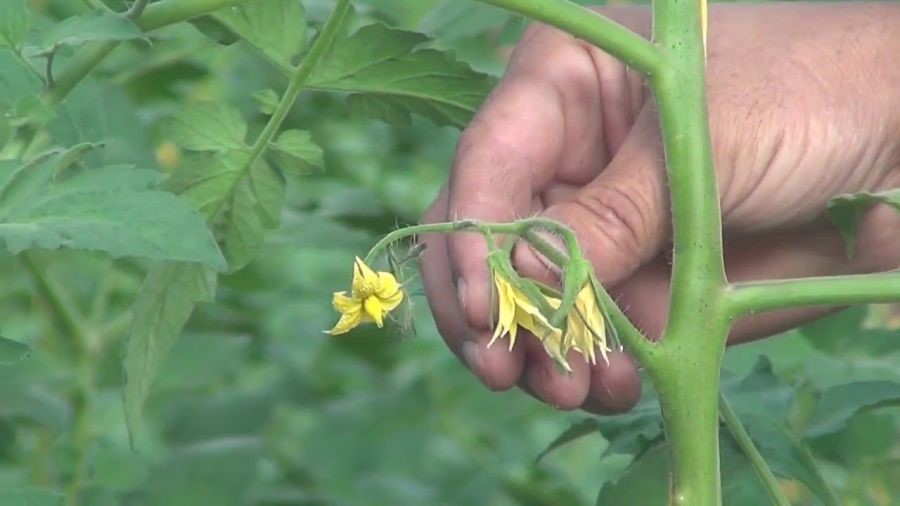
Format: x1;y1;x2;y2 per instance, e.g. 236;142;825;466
487;270;572;371
488;269;611;370
327;257;404;335
564;284;611;366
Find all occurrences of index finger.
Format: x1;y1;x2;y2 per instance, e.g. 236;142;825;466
447;25;607;330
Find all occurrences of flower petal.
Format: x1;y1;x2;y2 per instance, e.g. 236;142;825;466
363;296;386;327
489;274;517;347
332;291;360;312
352;257;380;296
328;310;362;335
375;271;401;299
380;290;404;313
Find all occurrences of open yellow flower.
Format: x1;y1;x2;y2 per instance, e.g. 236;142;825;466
327;257;404;335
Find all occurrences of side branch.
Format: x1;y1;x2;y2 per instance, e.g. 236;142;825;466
47;0;250;105
476;0;664;75
725;271;900;316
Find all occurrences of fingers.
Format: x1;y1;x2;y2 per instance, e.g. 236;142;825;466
447;18;653;332
515;107;669;287
419;187;525;391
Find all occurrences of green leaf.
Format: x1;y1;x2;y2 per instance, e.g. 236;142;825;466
736;414;837;505
305;20;494;128
123;262;217;445
134;438;261;506
0;335;30;364
165;103;248;152
0;151;225;269
165;151;285;272
0;0;30;50
0;52;42;117
537;419;602;463
594;444;669;505
0;488;66;506
44;11;146;50
251;88;279;115
213;0;307;70
270;129;324;175
806;380;900;437
827;189;900;257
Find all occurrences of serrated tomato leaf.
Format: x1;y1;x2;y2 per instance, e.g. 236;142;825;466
123;262;218;446
0;150;225;269
0;0;30;50
165;151;285;272
270;129;323;175
213;0;307;70
165;103;248;153
806;380;900;438
304;18;494;128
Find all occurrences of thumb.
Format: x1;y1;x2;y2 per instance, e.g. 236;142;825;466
516;116;670;286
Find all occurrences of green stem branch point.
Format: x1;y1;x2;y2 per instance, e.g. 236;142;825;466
476;0;663;75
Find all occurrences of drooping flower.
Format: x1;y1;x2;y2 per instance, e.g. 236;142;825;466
564;284;611;366
488;268;611;370
327;257;404;335
487;270;572;371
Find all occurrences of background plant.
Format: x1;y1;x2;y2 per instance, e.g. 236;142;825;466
0;0;898;505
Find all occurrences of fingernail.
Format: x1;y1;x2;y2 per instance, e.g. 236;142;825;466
461;340;481;374
456;277;467;312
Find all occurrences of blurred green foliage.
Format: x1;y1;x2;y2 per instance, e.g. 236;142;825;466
0;1;898;505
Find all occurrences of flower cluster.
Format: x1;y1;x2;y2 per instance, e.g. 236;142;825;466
489;270;611;371
326;253;612;372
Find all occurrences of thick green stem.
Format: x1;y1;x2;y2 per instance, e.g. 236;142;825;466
46;0;250;105
649;0;728;502
651;0;726;339
719;393;791;506
477;0;663;75
726;271;900;316
207;0;352;224
651;340;725;506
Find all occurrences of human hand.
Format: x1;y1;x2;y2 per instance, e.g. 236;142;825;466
419;3;900;412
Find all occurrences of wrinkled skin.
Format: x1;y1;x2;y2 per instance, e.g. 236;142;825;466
420;3;900;413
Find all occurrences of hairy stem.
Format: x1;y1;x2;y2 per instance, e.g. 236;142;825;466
477;0;663;75
207;0;352;225
719;393;791;506
726;271;900;316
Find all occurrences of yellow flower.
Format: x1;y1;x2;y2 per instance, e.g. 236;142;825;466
488;271;553;351
488;269;611;370
487;271;572;371
327;257;404;335
564;284;611;366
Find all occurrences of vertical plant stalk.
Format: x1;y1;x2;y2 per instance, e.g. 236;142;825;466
20;254;97;506
649;0;728;503
476;0;728;504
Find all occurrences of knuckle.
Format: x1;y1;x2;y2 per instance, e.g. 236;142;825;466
570;185;655;268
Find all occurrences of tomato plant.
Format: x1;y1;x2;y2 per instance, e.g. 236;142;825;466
0;0;898;505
